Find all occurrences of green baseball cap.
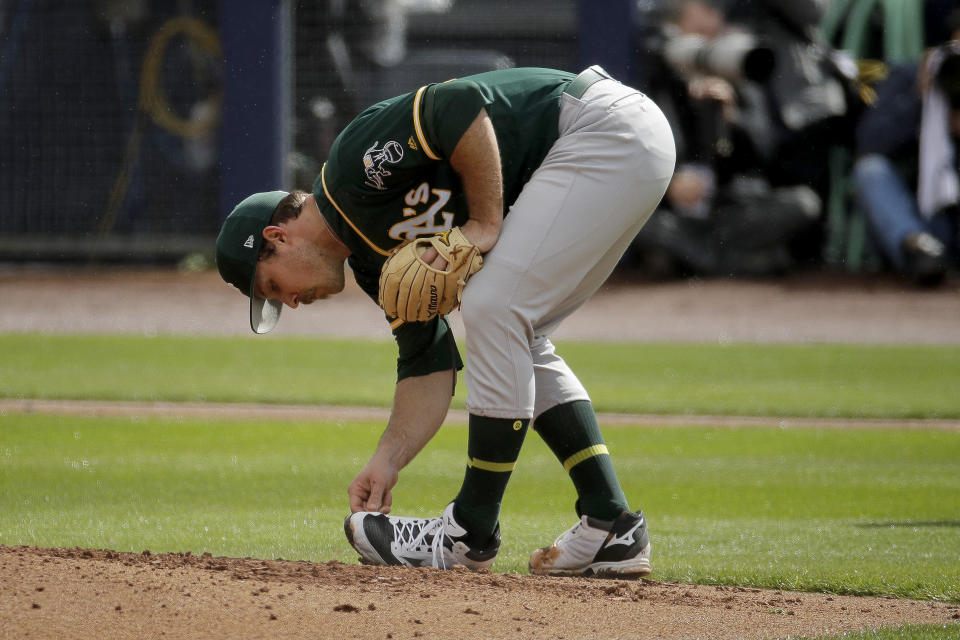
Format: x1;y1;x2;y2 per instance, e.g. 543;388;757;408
216;191;288;334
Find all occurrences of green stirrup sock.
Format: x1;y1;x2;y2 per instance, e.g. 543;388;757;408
453;414;529;545
533;399;629;520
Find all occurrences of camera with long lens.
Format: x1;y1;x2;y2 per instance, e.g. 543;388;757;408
662;30;776;84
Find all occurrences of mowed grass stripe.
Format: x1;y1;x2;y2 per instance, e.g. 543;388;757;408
2;335;959;419
3;398;960;430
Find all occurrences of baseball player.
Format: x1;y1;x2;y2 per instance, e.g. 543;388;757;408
216;65;675;577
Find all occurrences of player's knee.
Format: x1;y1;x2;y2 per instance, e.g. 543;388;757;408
460;280;517;331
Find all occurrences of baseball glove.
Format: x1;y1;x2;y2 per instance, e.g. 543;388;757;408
378;227;483;322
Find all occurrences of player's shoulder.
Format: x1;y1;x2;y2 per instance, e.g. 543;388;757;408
459;66;576;85
323;91;425;196
333;92;418;153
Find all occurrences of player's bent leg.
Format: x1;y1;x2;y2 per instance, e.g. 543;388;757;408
530;337;591;417
460;259;538;418
533;399;629;520
453;414;530;544
529;510;651;579
344;503;500;570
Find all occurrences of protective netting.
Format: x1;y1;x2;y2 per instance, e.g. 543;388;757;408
0;0;575;260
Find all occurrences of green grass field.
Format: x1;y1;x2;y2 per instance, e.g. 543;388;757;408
3;334;960;418
796;626;960;640
2;334;959;639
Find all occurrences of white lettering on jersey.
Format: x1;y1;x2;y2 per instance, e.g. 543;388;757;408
404;182;431;206
389;186;454;241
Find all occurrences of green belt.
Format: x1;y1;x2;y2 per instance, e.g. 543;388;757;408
563;65;612;100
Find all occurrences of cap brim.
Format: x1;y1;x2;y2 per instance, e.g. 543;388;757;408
250;296;282;334
247;250;282;335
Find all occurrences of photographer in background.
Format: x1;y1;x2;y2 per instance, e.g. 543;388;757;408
631;0;838;278
852;18;960;286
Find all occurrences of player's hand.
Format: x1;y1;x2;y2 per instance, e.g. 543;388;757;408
348;458;399;514
420;220;499;270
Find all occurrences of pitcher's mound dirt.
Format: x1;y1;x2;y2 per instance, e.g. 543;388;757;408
2;545;956;639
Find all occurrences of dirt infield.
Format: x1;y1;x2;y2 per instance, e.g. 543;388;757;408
2;546;957;640
3;266;960;638
1;265;959;342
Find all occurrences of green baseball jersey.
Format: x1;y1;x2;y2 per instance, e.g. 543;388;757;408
313;67;576;381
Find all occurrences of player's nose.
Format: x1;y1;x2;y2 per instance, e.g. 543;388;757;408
283;292;300;309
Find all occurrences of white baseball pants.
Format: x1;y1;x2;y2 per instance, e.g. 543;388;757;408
461;76;676;419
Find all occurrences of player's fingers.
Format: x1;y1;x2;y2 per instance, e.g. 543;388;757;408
423;245;448;270
380;490;393;514
364;479;385;512
420;247;438;265
348;479;369;513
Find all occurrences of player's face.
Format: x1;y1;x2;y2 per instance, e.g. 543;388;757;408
253;233;345;309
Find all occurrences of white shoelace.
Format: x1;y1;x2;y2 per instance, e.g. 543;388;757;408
393;516;447;568
430;517;449;569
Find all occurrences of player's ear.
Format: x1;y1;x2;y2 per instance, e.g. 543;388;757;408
262;225;286;244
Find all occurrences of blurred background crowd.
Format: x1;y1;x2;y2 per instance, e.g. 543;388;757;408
2;0;959;287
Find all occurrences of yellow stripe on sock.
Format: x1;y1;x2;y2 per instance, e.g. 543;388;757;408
563;444;609;473
467;458;516;473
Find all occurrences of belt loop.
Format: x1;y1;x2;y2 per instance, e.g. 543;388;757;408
563;65;611;100
588;64;611;79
